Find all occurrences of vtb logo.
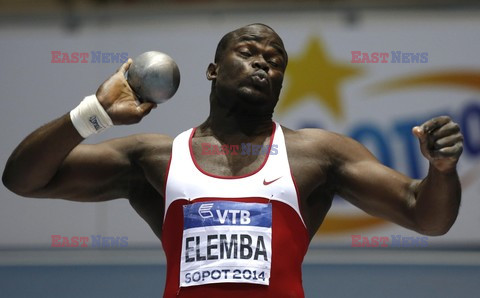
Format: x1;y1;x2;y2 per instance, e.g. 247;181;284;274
197;203;251;225
198;203;214;219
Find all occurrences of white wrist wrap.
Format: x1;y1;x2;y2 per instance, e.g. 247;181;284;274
70;94;113;138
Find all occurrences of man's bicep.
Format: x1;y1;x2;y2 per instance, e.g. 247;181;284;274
334;140;418;230
33;140;133;201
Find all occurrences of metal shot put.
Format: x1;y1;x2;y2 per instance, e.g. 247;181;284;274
3;23;463;297
127;51;180;104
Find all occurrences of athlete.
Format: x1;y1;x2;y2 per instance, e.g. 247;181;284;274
2;24;463;297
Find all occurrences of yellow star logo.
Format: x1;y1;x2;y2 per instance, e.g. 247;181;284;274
277;37;362;120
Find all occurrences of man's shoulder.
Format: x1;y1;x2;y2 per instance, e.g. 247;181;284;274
127;132;174;143
281;125;361;158
281;125;378;167
119;133;173;146
110;133;173;158
282;126;346;145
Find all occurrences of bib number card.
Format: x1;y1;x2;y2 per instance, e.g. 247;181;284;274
180;201;272;287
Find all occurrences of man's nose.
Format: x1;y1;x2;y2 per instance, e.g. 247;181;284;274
252;58;269;72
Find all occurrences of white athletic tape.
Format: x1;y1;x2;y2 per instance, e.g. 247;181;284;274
70;94;113;138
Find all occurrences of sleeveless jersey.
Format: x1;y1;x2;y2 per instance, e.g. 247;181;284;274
162;122;309;297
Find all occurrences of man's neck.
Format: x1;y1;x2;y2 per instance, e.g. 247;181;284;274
198;103;274;144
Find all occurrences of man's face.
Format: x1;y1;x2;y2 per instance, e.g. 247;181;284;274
209;25;288;110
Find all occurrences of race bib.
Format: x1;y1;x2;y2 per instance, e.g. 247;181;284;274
180;201;272;287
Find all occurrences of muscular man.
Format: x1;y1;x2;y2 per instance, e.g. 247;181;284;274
2;24;463;297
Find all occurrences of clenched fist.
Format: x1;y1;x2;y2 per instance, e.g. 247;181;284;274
413;116;463;173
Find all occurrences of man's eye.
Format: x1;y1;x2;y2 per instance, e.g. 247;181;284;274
268;60;279;67
268;58;284;68
239;50;252;57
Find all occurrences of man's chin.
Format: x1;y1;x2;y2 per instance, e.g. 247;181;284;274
236;96;277;117
237;87;273;105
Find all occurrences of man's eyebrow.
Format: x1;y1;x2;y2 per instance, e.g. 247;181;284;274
270;43;287;60
237;35;260;43
237;35;287;59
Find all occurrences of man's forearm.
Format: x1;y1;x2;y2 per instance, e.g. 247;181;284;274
2;113;84;195
413;166;461;236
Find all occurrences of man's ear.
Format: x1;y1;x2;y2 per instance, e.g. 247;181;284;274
206;63;218;80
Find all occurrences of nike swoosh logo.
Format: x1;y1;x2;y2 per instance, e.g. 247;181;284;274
263;177;282;185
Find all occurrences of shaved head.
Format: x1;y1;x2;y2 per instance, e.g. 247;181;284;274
214;23;288;64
